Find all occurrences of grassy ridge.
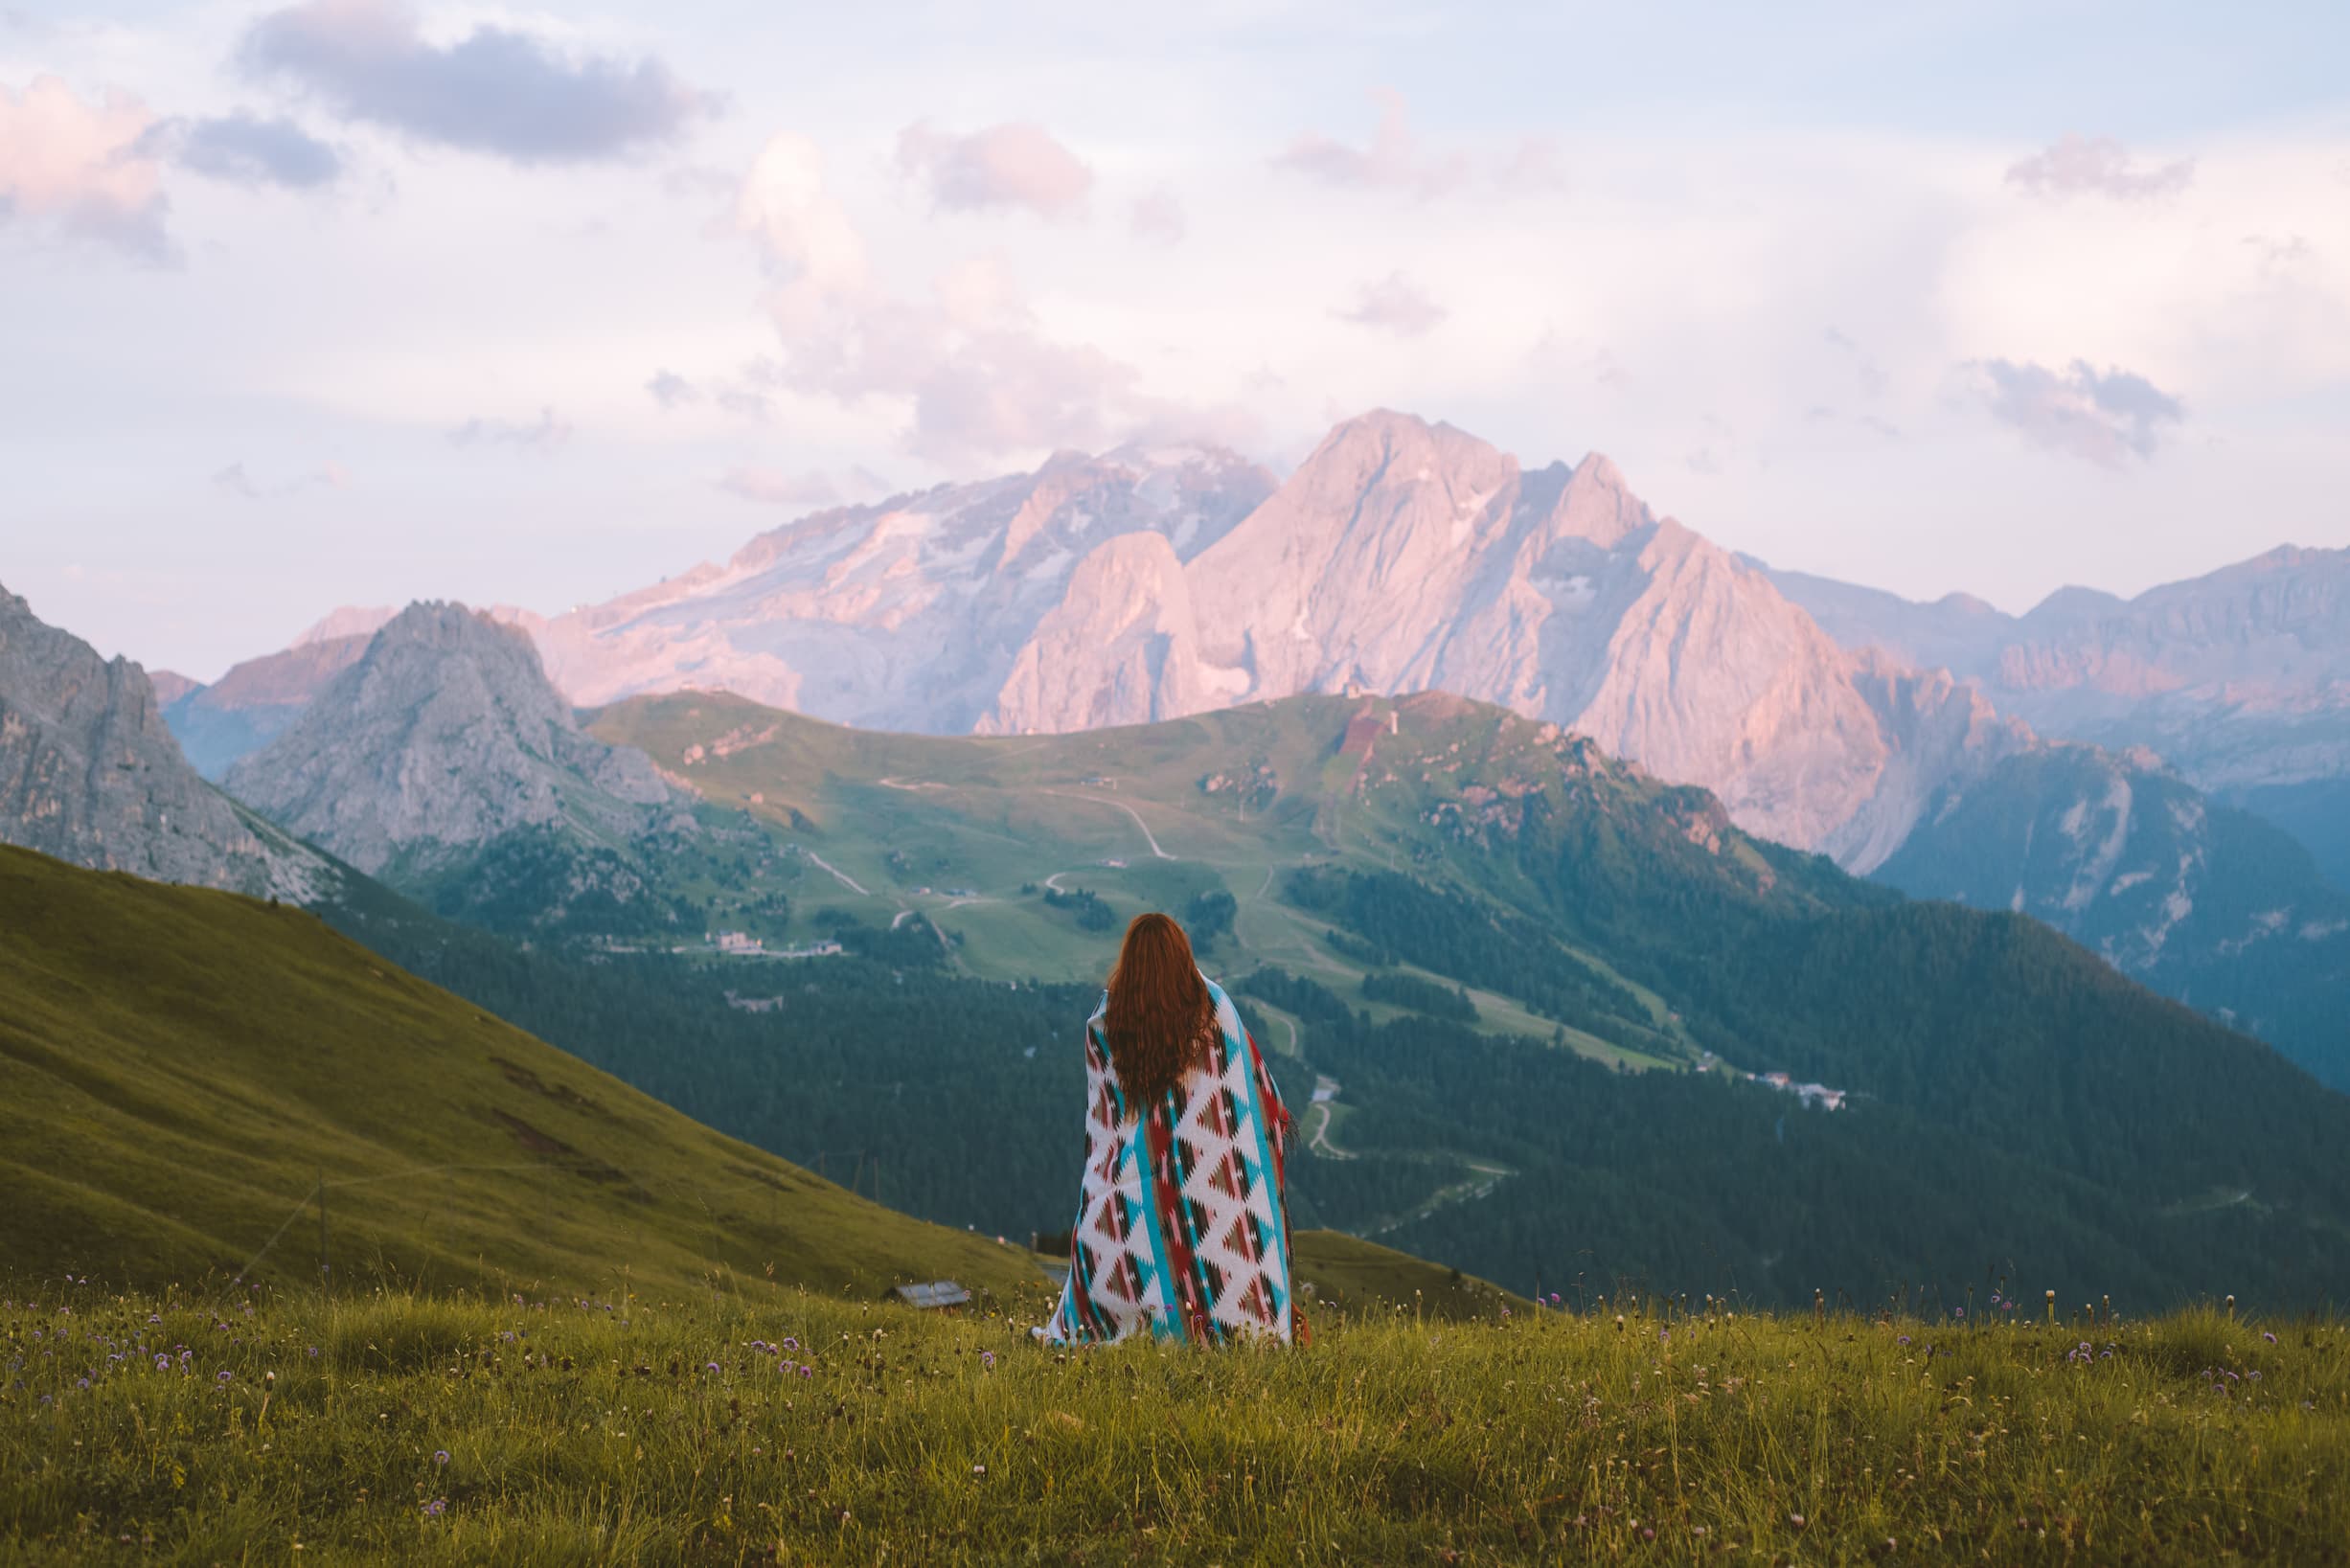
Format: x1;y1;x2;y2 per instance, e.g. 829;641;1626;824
3;1284;2342;1564
0;844;1038;1303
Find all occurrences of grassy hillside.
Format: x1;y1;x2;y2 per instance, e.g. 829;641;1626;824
4;1284;2342;1564
588;688;1836;1069
0;845;1040;1302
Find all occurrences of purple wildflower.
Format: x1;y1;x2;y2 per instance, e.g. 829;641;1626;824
798;1365;813;1379
782;1337;799;1352
217;1370;232;1385
154;1354;170;1372
2263;1331;2278;1344
433;1450;450;1466
705;1362;721;1375
1897;1335;1910;1346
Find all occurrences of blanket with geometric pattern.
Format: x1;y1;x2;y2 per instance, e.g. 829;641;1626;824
1044;976;1300;1346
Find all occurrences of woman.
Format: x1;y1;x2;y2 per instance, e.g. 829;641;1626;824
1043;911;1305;1346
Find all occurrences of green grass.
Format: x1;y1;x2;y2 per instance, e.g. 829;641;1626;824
5;1285;2343;1565
0;844;1041;1304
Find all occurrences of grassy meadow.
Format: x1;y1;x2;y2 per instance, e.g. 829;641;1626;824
4;1281;2344;1566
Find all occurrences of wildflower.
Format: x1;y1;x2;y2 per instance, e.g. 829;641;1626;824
217;1370;232;1385
422;1498;446;1517
980;1351;996;1370
782;1337;799;1352
1897;1335;1910;1346
798;1365;813;1378
1500;1307;1512;1319
308;1347;319;1358
972;1465;988;1476
433;1450;450;1466
1954;1307;1964;1319
154;1354;170;1372
77;1377;90;1390
2263;1331;2278;1344
706;1362;721;1375
1548;1292;1562;1306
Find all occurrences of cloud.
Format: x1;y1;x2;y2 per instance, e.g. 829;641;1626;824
1685;448;1724;476
1272;89;1466;200
729;130;1227;466
2005;134;2194;202
241;0;716;164
733;133;870;324
1974;358;2184;466
448;406;572;451
1333;272;1447;337
1495;136;1568;194
0;76;171;259
1822;325;1889;397
645;369;698;408
718;466;838;507
2243;233;2315;271
142;111;341;188
895;120;1093;219
213;459;350;497
1129;184;1185;244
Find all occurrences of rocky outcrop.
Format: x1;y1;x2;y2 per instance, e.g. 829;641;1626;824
0;583;334;900
980;531;1218;733
225;602;678;877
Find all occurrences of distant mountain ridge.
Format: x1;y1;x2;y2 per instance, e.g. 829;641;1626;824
491;442;1277;735
0;582;337;901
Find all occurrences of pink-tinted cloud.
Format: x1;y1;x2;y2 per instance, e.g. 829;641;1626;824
1273;89;1466;200
2004;134;2194;201
0;76;170;259
1129;184;1185;244
1333;272;1447;337
733;133;1229;466
896;120;1093;220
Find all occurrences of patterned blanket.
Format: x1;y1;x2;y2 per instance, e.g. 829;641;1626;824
1044;977;1300;1346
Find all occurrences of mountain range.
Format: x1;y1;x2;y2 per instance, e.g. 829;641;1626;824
1771;547;2350;894
148;410;2343;1080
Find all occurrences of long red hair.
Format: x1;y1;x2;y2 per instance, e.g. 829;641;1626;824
1104;912;1217;1105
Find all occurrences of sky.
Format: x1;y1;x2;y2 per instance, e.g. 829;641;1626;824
4;1;2348;680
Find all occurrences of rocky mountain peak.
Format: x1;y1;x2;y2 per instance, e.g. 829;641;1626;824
0;582;332;899
225;601;673;876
